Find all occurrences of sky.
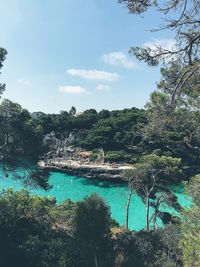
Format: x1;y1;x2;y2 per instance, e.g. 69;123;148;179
0;0;175;113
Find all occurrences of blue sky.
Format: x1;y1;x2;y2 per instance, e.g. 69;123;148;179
0;0;174;113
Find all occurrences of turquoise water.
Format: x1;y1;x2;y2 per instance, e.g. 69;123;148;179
0;169;191;230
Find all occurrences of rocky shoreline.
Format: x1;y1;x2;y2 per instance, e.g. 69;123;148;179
38;158;133;182
40;135;133;181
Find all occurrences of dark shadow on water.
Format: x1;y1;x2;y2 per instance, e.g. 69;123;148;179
51;171;127;189
78;178;127;189
55;173;126;189
168;184;185;194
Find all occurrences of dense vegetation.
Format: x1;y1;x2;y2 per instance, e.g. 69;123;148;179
0;98;199;175
33;106;147;163
0;190;184;267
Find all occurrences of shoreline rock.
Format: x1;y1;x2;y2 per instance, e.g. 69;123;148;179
38;158;133;182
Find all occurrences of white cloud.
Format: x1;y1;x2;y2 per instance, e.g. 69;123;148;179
58;85;88;95
17;79;31;85
143;39;176;52
96;84;111;91
143;39;177;63
67;68;119;81
103;51;136;69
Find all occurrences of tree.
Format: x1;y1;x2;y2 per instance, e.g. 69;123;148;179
157;62;200;109
125;177;134;229
0;189;84;267
73;109;98;130
0;190;57;266
73;193;112;267
180;175;200;267
113;226;182;267
0;49;51;189
0;99;44;158
118;0;200;103
124;154;182;230
0;99;22;155
0;99;50;189
0;48;7;97
69;106;76;117
143;64;200;172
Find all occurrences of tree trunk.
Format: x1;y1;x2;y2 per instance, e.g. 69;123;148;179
126;188;133;229
94;251;98;267
146;194;150;231
153;215;158;231
101;147;105;164
153;202;159;231
115;249;124;267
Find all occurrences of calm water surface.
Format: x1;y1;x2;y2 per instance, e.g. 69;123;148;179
0;169;191;230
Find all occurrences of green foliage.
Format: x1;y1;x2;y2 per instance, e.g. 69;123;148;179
127;154;183;189
114;225;182;267
0;189;183;267
0;190;115;267
118;1;200;176
0;189;83;267
34;107;147;163
74;108;147;155
124;154;183;230
1;94;197;174
0;47;7;96
105;150;137;163
184;174;200;207
180;209;200;267
0;99;45;160
73;193;111;243
119;0;200;83
69;106;76;117
89;150;100;161
142;65;200;175
180;175;200;267
73;193;113;267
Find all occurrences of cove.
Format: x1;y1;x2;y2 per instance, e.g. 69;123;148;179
0;169;191;230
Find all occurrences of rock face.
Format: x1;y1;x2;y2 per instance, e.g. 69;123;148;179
43;132;61;150
41;132;132;181
43;131;86;158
